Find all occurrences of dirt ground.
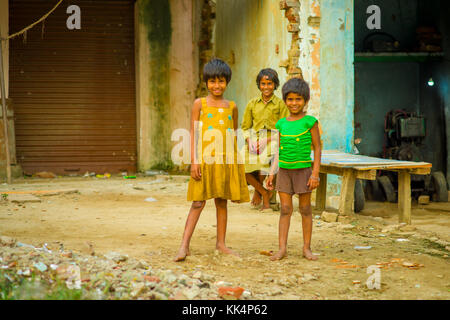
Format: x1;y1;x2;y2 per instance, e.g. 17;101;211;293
0;175;449;300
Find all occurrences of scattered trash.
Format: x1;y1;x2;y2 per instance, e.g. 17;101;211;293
415;284;421;288
33;262;48;272
145;170;169;176
56;264;82;289
123;176;137;179
17;242;35;249
352;280;361;285
396;238;409;242
354;246;372;250
95;173;111;179
144;197;157;202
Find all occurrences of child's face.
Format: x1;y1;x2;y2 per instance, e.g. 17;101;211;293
259;76;275;98
207;77;227;97
285;92;307;115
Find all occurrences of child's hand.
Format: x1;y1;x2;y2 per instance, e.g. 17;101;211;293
266;175;274;190
190;164;202;181
307;175;320;190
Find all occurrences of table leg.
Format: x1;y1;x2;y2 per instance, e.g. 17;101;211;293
398;171;411;224
315;172;327;211
339;169;356;216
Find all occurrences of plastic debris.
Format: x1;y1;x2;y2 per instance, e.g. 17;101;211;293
396;238;409;242
56;265;82;289
354;246;372;250
144;197;157;202
34;262;48;272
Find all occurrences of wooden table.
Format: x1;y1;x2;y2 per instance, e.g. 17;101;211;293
313;150;432;224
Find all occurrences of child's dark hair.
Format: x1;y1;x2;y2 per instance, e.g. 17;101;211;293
256;68;280;90
282;77;310;102
203;58;232;84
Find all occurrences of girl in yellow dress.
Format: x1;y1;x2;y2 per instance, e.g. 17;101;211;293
174;59;249;262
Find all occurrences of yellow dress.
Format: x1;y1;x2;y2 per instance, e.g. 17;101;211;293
187;98;250;203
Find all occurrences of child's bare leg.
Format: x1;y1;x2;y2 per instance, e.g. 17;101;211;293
246;172;267;207
299;193;317;261
270;192;293;261
214;198;237;256
174;201;205;262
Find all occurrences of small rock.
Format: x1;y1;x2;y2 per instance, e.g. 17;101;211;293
104;251;128;263
336;224;355;232
0;236;16;246
321;211;338;223
218;287;245;300
33;262;48;272
381;224;402;233
183;286;201;300
143;275;161;283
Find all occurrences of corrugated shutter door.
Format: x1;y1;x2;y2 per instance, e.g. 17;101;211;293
9;0;137;175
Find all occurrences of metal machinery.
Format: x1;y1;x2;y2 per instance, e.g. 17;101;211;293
366;110;448;203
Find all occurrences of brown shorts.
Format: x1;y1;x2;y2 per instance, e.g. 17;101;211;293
276;167;313;195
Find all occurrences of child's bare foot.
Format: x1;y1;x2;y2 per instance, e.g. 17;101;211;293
173;247;190;262
302;248;318;261
216;245;239;257
259;189;272;211
251;192;262;207
270;249;287;261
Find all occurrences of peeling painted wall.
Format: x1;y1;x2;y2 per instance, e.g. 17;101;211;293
319;0;354;154
214;0;289;123
135;0;196;171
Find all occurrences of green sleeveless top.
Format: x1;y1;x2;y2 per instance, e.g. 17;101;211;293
275;115;318;169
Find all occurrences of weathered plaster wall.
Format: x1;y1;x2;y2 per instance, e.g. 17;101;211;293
318;0;354;201
298;0;321;119
214;0;289;123
135;0;196;171
319;0;354;153
169;0;196;151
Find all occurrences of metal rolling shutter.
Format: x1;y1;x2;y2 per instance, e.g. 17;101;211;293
9;0;136;175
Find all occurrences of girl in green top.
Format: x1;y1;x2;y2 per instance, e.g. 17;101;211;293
267;78;322;261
